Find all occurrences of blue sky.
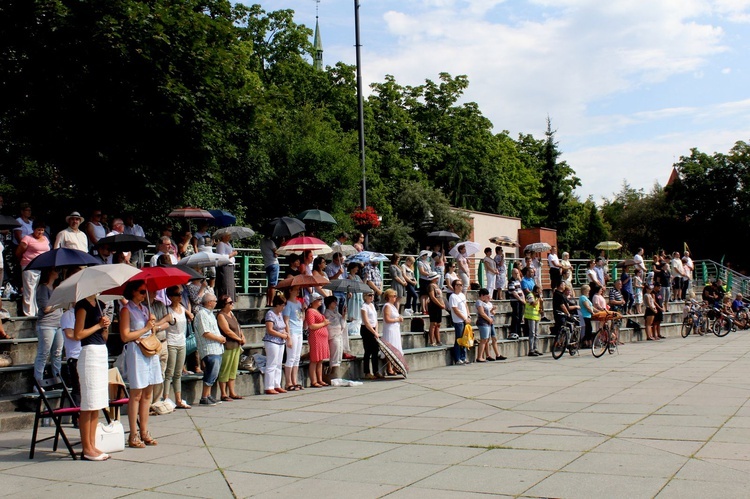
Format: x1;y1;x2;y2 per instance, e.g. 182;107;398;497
260;0;750;201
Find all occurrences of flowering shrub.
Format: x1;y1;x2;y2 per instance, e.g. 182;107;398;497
350;206;381;230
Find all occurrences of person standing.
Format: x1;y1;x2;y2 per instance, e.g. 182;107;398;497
305;293;330;387
193;293;225;405
475;288;494;362
493;247;507;300
12;202;33;246
53;212;88;252
381;288;404;376
119;281;161;448
620;266;634;314
483;247;498;292
163;286;192;409
455;245;471;290
548;246;562;290
426;272;445;347
216;295;245;401
401;256;419;313
215;233;237;301
16;219;50;316
524;285;543;356
60;305;81;426
260;235;279;307
123;214;146;268
85;209;106;254
432;243;446;290
507;267;525;340
449;280;470;365
360;292;380;379
74;294;111;461
34;267;63;381
389;253;406;305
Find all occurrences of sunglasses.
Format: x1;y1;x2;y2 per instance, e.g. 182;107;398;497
227;301;234;305
138;289;148;295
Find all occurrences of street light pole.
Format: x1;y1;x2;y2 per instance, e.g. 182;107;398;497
354;0;367;249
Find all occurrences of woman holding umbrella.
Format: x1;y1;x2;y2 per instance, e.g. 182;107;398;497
215;233;237;301
73;294;112;461
119;280;161;448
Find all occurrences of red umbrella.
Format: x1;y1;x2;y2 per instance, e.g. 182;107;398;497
277;236;332;256
168;207;214;219
102;267;193;295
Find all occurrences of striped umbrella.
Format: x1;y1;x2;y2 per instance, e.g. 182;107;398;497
277;236;332;256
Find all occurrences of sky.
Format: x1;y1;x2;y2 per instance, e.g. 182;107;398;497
264;0;750;201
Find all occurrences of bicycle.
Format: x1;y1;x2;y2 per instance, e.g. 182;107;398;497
681;300;707;338
592;310;622;358
551;313;581;360
712;310;736;337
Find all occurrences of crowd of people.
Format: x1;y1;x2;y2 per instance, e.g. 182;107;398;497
3;199;746;462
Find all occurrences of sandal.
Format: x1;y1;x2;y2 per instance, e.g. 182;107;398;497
128;435;146;449
285;385;298;392
220;396;233;402
176;400;192;409
229;394;244;399
295;384;304;390
140;432;158;446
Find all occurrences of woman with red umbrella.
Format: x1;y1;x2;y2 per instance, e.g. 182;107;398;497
119;280;161;448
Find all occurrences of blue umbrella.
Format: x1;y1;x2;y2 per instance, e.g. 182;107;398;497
347;251;389;263
208;209;236;227
25;248;101;271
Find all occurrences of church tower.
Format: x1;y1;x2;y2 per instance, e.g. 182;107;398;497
313;1;323;71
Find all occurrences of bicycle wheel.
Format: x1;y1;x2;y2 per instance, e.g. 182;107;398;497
569;325;580;356
681;316;693;338
714;317;732;337
592;327;608;358
551;328;568;360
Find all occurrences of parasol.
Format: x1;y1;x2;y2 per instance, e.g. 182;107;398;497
321;244;358;258
524;242;552;253
427;230;460;242
266;217;306;238
96;234;151;252
168;207;214;219
48;264;141;309
212;226;255;241
323;278;372;294
208;209;236;227
298;209;337;224
277;236;332;256
275;274;329;289
449;241;481;259
347;251;389;263
489;236;519;247
25;248;101;271
615;259;637;268
376;338;408;377
595;241;622;260
177;251;232;268
0;215;21;230
101;267;193;295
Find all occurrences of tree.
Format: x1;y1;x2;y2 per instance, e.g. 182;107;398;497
537;117;581;234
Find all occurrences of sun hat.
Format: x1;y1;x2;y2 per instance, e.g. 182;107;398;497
65;211;84;224
425;272;439;280
310;292;323;302
419;250;431;258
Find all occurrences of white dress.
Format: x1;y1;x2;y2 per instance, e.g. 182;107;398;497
381;303;403;354
124;301;164;390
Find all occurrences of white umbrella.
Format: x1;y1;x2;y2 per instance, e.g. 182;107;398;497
449;241;482;259
321;244;358;258
177;251;232;268
524;242;552;253
48;264;141;309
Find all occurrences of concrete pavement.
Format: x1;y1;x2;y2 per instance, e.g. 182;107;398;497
2;331;750;498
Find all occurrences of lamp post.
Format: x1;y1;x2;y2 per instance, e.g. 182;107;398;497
354;0;367;249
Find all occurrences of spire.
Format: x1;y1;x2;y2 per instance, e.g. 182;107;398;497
313;1;323;71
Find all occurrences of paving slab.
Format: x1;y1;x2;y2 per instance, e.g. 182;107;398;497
1;332;749;498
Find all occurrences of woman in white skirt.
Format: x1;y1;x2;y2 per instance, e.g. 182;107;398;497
74;295;112;461
324;295;346;380
381;289;404;376
119;280;160;448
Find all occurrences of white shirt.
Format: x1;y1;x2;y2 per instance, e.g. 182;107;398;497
150;251;178;267
449;292;468;323
54;227;88;252
633;254;647;272
361;302;377;329
216;241;235;265
123;223;145;238
548;253;560;269
60;308;81;360
13;218;32;245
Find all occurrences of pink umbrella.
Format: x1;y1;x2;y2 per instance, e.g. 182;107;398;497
277;236;332;256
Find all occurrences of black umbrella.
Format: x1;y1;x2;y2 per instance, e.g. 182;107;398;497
427;230;460;242
0;215;21;230
266;217;306;238
25;248;101;271
322;278;372;294
96;234;151;252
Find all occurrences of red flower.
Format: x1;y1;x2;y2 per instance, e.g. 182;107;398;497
350;206;381;229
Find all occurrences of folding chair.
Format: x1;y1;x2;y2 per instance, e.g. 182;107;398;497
104;367;129;424
29;376;81;460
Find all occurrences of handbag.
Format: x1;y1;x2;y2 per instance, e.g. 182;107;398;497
457;324;475;348
136;333;161;357
150;399;175;415
185;322;197;356
95;421;125;453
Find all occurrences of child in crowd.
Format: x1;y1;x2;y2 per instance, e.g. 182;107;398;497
633;268;644;314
